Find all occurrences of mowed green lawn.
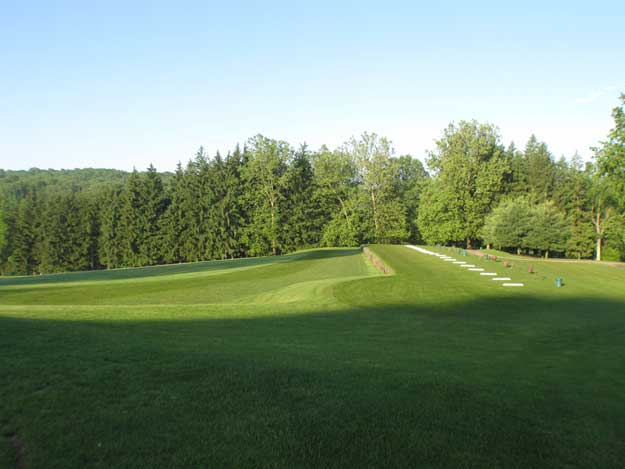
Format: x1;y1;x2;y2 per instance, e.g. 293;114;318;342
1;246;625;468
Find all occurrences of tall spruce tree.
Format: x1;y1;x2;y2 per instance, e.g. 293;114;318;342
282;144;317;250
119;170;144;266
9;194;39;274
524;135;555;202
98;188;124;269
140;164;167;265
159;162;186;264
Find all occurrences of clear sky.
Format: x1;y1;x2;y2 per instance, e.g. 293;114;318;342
1;1;624;171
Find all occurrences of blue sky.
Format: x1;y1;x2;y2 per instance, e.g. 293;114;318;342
1;1;624;171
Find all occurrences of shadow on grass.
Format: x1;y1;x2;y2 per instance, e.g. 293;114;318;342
1;295;625;468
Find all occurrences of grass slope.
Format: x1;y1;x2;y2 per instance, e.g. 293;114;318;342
1;245;625;468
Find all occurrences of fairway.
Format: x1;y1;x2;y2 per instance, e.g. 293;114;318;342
2;246;625;468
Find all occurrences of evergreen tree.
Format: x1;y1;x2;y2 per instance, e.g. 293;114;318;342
39;190;94;273
524;135;555;202
221;145;246;258
140;164;167;265
119;170;144;266
98;188;124;269
8;194;40;274
282;144;317;250
505;142;527;196
159;162;186;264
559;154;595;259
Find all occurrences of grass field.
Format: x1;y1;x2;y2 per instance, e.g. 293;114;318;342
1;245;625;468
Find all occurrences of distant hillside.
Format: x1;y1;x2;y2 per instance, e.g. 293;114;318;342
0;167;173;202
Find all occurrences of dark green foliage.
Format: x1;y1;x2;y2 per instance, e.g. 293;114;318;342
98;189;124;269
1;93;624;274
7;195;39;275
481;198;569;257
523;135;556;202
418;120;510;247
282;145;318;250
118;170;145;267
396;155;428;243
595;94;625;208
524;201;569;257
481;197;533;252
39;191;96;272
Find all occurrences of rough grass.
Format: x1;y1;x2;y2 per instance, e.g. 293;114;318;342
1;245;625;468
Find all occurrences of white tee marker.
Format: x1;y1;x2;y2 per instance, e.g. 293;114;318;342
492;277;511;281
480;272;497;276
502;283;524;287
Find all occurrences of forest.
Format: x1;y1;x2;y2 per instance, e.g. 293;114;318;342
1;95;624;275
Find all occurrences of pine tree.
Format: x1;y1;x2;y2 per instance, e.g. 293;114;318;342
140;164;167;265
524;135;555;203
282;144;317;250
159;162;186;264
9;194;39;274
98;188;124;269
119;170;144;266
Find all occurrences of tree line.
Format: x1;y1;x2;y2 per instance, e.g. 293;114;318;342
1;95;624;275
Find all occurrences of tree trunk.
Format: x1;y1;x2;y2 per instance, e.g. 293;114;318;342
370;190;378;237
338;196;352;231
596;237;602;262
544;250;549;259
270;197;276;256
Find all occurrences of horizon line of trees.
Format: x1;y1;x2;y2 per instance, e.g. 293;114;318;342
1;95;624;275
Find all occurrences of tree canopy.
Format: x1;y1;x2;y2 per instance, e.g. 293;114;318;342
1;93;624;274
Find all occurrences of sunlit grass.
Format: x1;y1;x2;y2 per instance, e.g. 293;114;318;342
1;246;624;467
